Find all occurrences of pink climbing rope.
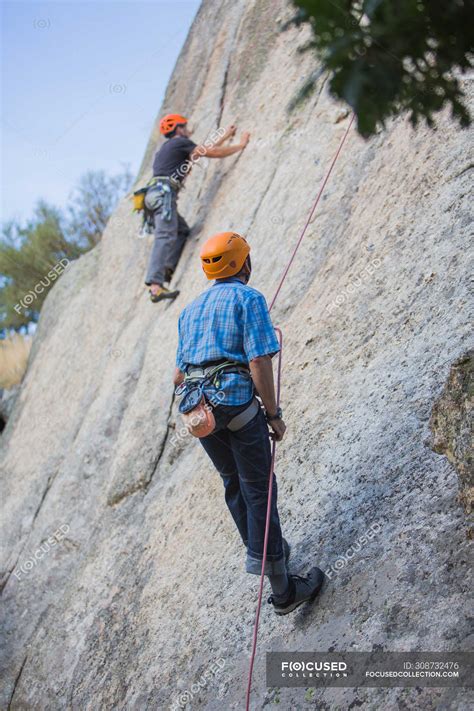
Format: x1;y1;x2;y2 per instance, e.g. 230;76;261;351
269;113;355;312
245;113;355;711
245;326;282;710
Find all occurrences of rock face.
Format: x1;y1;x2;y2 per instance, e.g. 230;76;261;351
1;1;472;709
430;351;473;516
0;386;19;432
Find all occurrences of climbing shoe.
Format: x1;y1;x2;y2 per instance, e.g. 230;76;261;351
268;567;325;616
149;286;180;303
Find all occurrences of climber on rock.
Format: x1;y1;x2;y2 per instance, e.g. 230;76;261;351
145;114;250;303
173;232;325;614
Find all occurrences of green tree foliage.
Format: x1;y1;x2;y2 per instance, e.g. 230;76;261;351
0;203;80;331
287;0;473;136
0;168;132;332
67;166;132;250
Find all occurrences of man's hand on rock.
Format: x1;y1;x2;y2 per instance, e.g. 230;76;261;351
223;124;237;140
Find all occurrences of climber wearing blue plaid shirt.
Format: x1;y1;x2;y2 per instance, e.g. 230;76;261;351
175;276;280;406
173;232;325;616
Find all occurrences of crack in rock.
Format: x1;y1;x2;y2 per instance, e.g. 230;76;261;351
107;391;176;506
7;653;27;710
145;390;176;493
216;57;231;130
0;469;57;595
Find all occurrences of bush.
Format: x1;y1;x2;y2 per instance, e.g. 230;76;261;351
0;334;32;388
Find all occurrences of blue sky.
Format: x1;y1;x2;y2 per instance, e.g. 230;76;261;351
1;0;200;224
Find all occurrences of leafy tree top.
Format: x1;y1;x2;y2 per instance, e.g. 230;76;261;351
288;0;473;136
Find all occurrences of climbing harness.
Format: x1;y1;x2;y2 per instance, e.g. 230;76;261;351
133;175;181;235
245;113;355;711
226;398;259;432
184;360;250;388
144;176;180;220
176;360;257;437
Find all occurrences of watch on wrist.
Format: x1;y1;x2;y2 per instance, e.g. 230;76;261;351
265;406;283;422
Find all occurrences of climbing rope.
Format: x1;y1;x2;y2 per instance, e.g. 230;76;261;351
245;113;355;711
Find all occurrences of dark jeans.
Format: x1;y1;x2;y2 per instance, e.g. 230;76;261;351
145;189;190;286
199;400;286;576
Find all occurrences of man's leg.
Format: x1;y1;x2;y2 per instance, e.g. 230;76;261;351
202;407;324;614
199;428;249;546
177;212;190;239
229;408;286;576
164;211;190;283
144;194;179;288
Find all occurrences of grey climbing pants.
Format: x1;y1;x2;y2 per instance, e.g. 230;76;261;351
144;188;190;286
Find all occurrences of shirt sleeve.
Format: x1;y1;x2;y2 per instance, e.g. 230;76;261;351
176;312;186;371
179;137;197;156
242;293;280;362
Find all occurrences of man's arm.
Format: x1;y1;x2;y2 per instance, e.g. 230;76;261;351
173;367;185;387
249;355;286;441
191;131;250;160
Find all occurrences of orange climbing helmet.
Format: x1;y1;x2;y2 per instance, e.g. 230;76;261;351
200;232;250;280
159;113;188;135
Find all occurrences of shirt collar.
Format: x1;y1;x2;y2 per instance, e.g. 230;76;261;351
213;276;244;286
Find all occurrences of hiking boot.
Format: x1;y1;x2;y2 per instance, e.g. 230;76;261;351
149;286;180;303
268;567;325;616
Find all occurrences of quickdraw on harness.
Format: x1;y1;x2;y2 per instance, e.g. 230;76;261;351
132;175;180;235
175;360;259;438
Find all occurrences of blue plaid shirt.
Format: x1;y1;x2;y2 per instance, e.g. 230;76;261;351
176;277;280;405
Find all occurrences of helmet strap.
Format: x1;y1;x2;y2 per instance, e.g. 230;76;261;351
242;255;252;283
